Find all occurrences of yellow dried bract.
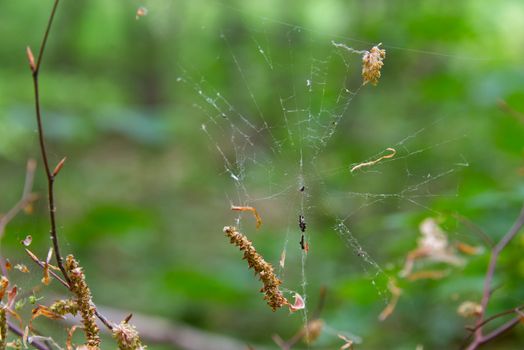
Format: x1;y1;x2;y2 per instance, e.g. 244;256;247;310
223;226;288;311
362;44;386;86
66;255;100;349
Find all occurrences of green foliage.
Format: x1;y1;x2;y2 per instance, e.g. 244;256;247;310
1;0;523;349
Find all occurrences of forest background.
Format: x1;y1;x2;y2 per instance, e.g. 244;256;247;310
1;1;523;349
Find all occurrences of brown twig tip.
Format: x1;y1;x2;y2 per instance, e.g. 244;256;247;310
52;157;67;177
112;321;146;350
66;255;100;349
26;46;36;72
362;43;386;86
223;226;288;311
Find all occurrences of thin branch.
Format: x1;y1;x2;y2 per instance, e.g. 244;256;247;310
0;159;37;239
8;321;49;350
24;249;114;331
26;1;120;337
466;305;524;333
28;0;70;285
466;203;524;349
60;303;272;350
466;316;521;350
0;159;37;276
482;316;521;343
498;99;524;124
452;213;494;248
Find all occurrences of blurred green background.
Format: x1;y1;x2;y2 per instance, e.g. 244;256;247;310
1;0;524;349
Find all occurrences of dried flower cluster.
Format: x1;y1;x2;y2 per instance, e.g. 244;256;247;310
49;299;78;316
223;226;288;311
400;218;465;278
362;44;386;86
66;255;100;349
457;301;483;318
113;321;146;350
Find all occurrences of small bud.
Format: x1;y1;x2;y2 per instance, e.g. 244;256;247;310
22;235;32;247
4;259;11;271
136;7;148;20
26;46;36;72
52;157;67;176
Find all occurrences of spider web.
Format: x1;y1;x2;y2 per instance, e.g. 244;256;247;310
171;5;471;346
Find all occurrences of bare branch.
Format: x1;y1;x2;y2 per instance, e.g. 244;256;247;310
24;249;114;331
29;0;70;285
465;203;524;349
8;321;49;350
0;159;37;239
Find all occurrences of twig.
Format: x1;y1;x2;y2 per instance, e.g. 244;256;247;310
59;303;272;350
28;0;70;285
465;203;524;349
498;99;524;124
24;249;114;331
482;316;521;342
0;159;37;239
0;159;37;276
26;0;118;337
451;213;494;248
8;321;49;350
466;305;524;333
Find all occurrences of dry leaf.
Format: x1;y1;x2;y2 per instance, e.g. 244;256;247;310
231;205;263;229
0;277;9;300
22;235;32;247
14;264;29;273
288;293;305;312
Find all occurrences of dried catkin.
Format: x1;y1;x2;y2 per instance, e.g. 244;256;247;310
223;226;288;311
0;307;6;350
362;44;386;86
66;255;100;349
49;299;78;316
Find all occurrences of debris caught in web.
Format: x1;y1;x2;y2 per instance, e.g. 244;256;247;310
350;147;396;172
361;43;386;86
231;205;262;229
298;215;307;232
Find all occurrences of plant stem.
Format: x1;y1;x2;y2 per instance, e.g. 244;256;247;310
466;203;524;349
8;321;49;350
30;0;70;285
